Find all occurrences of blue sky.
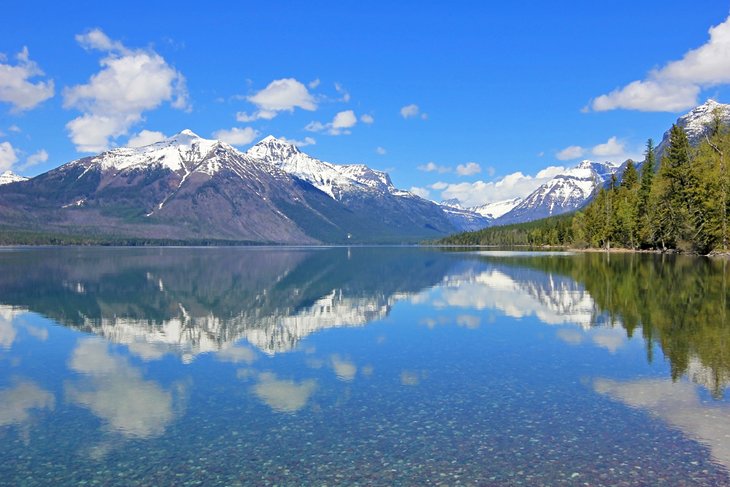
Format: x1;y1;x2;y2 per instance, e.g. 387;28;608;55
2;1;730;206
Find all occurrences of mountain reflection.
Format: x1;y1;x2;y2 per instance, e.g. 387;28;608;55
2;248;730;397
0;248;457;357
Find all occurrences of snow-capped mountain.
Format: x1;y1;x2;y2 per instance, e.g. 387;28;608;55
438;197;521;230
495;160;618;225
656;99;730;161
0;171;27;186
472;197;523;219
246;135;475;234
439;203;493;231
0;131;461;243
247;135;397;199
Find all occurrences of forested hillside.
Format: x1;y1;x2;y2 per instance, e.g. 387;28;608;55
439;110;730;254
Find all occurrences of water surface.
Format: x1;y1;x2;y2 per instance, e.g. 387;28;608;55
1;247;729;485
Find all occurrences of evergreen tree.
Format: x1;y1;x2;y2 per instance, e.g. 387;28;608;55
616;161;639;248
621;160;639;190
637;139;655;247
654;125;693;249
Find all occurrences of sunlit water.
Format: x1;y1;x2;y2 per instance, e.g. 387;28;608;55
1;247;730;486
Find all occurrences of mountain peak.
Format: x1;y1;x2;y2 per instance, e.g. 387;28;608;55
0;170;28;186
655;99;730;160
699;98;721;108
168;129;205;142
247;136;301;162
254;135;300;150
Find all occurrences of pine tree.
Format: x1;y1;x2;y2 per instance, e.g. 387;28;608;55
654;125;692;249
621;160;639;190
637;139;655;247
616;161;639;248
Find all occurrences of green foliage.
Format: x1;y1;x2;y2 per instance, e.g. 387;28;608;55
436;213;574;246
439;124;730;254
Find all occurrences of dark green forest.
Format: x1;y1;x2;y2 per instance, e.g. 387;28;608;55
440;111;730;254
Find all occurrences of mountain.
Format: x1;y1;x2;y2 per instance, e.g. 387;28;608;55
472;197;522;219
656;99;730;161
248;135;396;199
0;132;461;243
437;198;494;231
0;171;27;186
495;160;618;225
246;136;468;234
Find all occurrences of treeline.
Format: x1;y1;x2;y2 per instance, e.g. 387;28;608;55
440;111;730;254
0;228;266;246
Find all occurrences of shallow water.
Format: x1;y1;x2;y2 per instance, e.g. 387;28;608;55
1;247;729;485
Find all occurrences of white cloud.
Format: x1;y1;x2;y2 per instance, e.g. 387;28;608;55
400;103;425;119
248;78;316;114
278;136;316;147
456;162;481;176
0;141;18;171
557;136;637;163
375;146;386;155
76;29;125;52
304;121;325;132
127;129;166;148
334;82;350;102
308;78;320;89
589;15;730;111
360;114;374;124
63;29;189;152
591;80;699;112
235;109;277;122
332;110;356;128
8;125;21;133
213;126;259;146
535;166;568;179
17;149;48;171
432;165;567;207
306;110;357;135
0;47;54;112
591;136;625;158
409;186;430;199
417;161;451;173
556;145;586;161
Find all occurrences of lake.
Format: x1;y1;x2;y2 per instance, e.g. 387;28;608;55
1;247;729;485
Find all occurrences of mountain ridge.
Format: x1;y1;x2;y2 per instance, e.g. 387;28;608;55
0;131;463;243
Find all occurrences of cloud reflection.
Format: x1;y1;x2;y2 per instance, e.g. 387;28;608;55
252;372;317;413
594;377;730;470
330;355;357;382
65;339;183;439
0;379;54;428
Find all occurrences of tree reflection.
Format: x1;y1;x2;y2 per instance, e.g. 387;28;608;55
482;252;730;397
